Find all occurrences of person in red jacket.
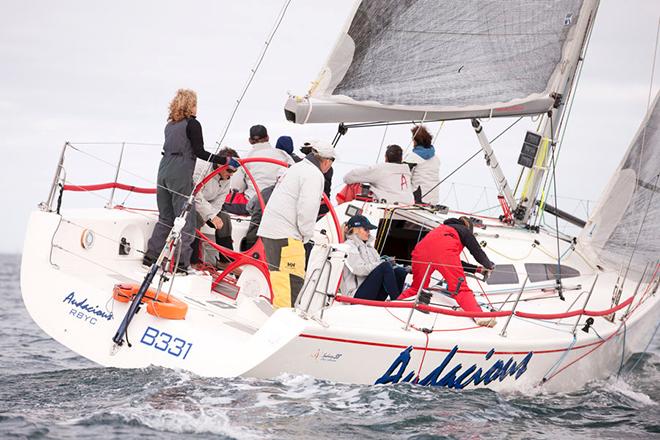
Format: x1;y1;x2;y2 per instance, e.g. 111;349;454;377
399;216;497;327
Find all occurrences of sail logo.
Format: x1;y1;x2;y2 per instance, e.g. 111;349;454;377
375;346;533;389
63;292;114;325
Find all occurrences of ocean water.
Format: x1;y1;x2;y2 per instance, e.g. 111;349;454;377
1;253;659;440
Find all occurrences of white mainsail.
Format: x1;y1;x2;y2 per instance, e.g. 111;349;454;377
285;0;598;124
580;92;660;274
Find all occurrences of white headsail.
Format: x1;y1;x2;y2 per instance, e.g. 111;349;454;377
285;0;598;124
580;92;660;274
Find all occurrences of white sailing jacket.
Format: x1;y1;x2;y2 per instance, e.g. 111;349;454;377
193;161;231;222
340;234;383;297
404;151;441;205
229;141;295;200
257;156;325;244
343;162;414;204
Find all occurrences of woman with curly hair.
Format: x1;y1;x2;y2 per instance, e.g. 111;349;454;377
143;89;237;273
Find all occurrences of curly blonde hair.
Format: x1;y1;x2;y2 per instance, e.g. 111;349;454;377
168;89;197;122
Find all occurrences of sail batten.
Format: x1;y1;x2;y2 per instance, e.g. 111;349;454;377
286;0;598;124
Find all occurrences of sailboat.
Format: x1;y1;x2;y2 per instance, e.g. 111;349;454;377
21;0;659;392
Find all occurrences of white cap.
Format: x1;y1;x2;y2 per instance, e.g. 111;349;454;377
310;140;336;159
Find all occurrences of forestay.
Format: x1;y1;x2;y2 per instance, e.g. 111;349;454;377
580;92;660;274
285;0;598;124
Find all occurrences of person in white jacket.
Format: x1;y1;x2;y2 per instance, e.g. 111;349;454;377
340;215;408;300
229;124;294;202
343;144;414;204
405;125;440;205
257;141;336;308
191;148;238;264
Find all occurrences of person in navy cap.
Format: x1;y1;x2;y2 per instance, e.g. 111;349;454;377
340;214;409;301
275;135;302;162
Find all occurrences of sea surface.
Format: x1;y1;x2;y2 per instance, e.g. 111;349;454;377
1;253;659;439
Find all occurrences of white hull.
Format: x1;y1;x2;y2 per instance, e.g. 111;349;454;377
21;207;660;392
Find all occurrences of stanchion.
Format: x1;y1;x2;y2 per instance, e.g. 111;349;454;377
500;275;528;337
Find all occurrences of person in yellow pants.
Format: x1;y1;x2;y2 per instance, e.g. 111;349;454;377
262;238;306;308
258;141;336;308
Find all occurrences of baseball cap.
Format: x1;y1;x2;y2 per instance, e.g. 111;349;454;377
310;140;336;159
346;215;377;230
249;124;268;139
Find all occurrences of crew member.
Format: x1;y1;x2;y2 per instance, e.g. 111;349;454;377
257;141;336;308
341;215;408;301
191;148;238;265
399;217;497;327
143;89;237;273
301;140;333;217
230;125;294;203
404;125;440;204
275;135;302;162
343;144;414;204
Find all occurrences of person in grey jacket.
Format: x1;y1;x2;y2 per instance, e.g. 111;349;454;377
258;141;336;308
343;144;414;204
143;89;237;272
229;125;294;202
340;215;409;301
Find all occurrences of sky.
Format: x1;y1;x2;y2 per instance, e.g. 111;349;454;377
1;0;659;253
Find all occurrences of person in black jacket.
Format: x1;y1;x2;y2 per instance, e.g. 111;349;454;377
399;216;497;327
143;89;238;272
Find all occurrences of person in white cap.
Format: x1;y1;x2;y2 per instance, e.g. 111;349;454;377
257;141;336;308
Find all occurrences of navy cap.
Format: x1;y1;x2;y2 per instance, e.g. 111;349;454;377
275;135;294;154
347;215;377;230
249;124;268;139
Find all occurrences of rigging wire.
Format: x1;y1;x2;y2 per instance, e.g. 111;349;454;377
646;16;660;110
140;0;293;292
375;124;390;163
214;0;293;151
548;114;564;300
421;116;524;200
541;334;577;383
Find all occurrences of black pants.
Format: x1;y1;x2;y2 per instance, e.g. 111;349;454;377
354;262;407;301
191;211;233;264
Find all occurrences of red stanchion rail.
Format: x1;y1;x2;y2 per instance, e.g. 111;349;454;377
63;182;156;194
334;294;638;320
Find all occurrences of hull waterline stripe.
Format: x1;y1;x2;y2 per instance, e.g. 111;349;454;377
298;333;608;355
